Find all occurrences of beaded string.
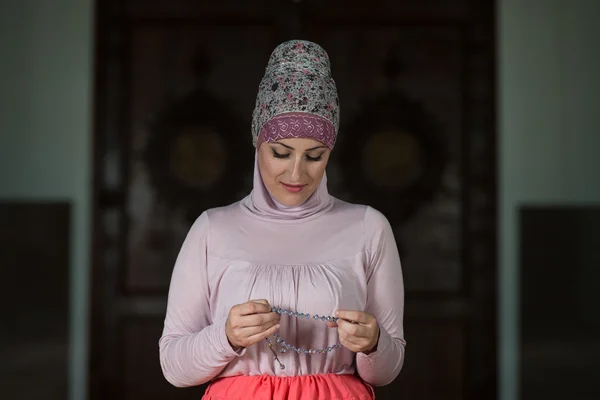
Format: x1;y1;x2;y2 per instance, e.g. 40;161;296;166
265;307;342;370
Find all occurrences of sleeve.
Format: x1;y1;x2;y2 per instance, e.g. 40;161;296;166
356;206;406;386
159;212;245;388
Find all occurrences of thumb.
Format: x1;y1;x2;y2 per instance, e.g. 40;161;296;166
250;299;271;306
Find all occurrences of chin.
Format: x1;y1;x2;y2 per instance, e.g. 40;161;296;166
278;196;308;207
275;191;311;207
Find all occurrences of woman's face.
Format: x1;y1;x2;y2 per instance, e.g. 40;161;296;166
257;137;331;207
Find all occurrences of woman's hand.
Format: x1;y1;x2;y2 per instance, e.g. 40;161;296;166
327;310;380;354
225;299;280;351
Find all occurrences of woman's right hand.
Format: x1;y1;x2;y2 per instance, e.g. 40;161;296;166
225;299;280;350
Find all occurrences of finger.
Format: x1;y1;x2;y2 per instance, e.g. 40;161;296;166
339;334;363;352
337;318;369;338
246;322;281;347
250;299;270;306
236;311;280;328
239;319;280;337
236;301;272;316
326;321;338;328
335;310;373;325
339;332;361;346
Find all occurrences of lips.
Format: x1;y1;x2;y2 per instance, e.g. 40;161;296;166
281;183;306;193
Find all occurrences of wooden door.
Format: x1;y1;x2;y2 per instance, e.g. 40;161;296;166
90;1;496;399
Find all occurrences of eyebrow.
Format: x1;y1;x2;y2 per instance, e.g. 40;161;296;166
271;142;328;152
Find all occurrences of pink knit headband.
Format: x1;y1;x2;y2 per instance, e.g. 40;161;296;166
256;112;336;150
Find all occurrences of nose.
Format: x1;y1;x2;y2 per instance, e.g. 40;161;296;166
289;155;305;183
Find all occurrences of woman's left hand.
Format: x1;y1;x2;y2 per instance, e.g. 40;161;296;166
327;310;380;354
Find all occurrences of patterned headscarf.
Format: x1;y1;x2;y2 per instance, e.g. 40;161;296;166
251;40;340;150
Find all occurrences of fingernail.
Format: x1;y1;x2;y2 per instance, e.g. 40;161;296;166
336;311;340;316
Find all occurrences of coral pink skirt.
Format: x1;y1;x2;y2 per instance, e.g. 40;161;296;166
203;374;375;400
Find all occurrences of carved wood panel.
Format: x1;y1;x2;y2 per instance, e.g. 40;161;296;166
124;24;275;293
91;1;496;399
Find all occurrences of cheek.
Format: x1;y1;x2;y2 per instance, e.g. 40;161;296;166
307;163;327;184
259;154;285;184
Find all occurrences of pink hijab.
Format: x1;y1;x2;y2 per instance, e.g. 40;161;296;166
241;40;338;222
240;151;334;222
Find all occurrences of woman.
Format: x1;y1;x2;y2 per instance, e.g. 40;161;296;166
159;40;405;400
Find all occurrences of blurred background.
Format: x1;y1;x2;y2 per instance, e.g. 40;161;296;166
0;0;598;399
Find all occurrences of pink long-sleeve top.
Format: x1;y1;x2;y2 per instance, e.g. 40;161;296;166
159;156;406;388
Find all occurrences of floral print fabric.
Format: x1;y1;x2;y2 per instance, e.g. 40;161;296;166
252;40;340;149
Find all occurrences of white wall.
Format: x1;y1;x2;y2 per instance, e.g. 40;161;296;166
0;1;93;400
499;0;600;399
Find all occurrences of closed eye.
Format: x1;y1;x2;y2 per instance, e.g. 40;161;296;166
272;149;290;159
272;147;325;162
306;154;323;162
